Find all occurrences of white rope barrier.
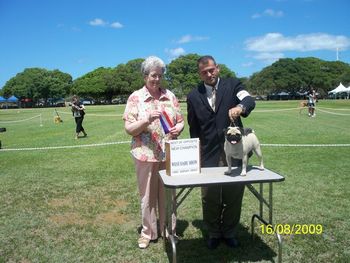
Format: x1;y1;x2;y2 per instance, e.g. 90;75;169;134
87;113;123;117
317;109;350;116
1;141;350;152
317;107;350;111
0;114;42;124
55;111;122;117
0;141;130;152
254;106;350;115
0;105;348;152
261;143;350;147
254;107;301;113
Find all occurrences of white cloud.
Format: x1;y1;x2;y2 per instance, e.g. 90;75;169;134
251;13;261;19
72;27;81;32
253;52;285;64
242;62;254;67
165;47;186;58
110;22;123;29
252;9;284;19
77;58;87;64
265;9;284;17
89;18;107;26
177;34;209;44
245;33;350;52
89;18;123;29
245;32;350;64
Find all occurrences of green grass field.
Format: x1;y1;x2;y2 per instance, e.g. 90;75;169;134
0;100;349;262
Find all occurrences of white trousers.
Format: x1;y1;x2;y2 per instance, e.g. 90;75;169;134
133;158;176;240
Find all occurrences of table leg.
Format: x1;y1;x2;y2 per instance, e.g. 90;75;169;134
249;183;282;263
164;187;177;263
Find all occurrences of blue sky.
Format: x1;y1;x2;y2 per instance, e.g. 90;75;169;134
1;0;350;88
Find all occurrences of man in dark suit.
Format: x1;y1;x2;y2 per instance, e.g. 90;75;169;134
187;55;255;249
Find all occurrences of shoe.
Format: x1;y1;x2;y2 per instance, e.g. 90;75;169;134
138;237;150;249
224;237;240;248
207;238;221;249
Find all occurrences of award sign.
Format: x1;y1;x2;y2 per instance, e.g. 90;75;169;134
165;138;201;176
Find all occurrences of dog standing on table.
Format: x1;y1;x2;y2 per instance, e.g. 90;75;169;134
224;126;264;176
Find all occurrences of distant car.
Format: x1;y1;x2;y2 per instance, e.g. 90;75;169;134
82;99;95;105
111;98;122;104
111;96;127;104
254;95;266;101
53;99;66;107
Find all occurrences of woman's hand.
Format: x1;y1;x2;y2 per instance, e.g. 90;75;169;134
169;123;184;138
147;110;161;124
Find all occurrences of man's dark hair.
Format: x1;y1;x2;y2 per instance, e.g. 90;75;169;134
197;55;216;68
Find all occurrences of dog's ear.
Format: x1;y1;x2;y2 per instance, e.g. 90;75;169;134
241;128;254;136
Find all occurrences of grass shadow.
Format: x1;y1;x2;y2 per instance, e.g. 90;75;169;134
176;219;190;237
165;221;277;263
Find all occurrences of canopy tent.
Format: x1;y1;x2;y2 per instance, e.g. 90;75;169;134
345;86;350;99
6;95;19;102
328;83;350;99
328;83;348;94
0;95;19;108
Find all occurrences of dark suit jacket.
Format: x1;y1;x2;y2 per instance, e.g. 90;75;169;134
187;77;255;167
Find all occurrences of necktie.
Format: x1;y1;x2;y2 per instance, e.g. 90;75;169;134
211;87;216;111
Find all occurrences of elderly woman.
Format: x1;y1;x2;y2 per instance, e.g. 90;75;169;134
123;56;184;249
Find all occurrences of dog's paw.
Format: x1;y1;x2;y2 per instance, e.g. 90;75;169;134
258;165;265;171
240;172;247;176
224;170;232;175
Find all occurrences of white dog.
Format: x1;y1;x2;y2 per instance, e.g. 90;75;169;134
224;126;264;176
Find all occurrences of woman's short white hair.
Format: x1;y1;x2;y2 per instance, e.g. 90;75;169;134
141;56;166;76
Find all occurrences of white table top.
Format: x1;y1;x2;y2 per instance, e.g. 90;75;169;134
159;166;285;188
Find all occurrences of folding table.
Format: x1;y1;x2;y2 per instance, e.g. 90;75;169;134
159;166;285;263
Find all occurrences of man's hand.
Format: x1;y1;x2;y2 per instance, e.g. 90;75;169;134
228;106;243;122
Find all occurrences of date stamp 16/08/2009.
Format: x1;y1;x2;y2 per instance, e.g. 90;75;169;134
260;224;323;235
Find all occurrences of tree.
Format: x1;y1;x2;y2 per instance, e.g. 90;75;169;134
3;56;349;102
71;67;112;100
166;54;201;99
111;58;144;96
249;57;350;97
2;68;72;105
71;59;145;102
218;64;236;79
166;53;236;99
338;68;350;87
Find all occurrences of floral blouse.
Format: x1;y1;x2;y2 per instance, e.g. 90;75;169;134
123;86;184;162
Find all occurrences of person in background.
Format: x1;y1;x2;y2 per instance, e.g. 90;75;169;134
123;56;184;249
187;55;255;249
71;95;87;139
307;88;316;117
